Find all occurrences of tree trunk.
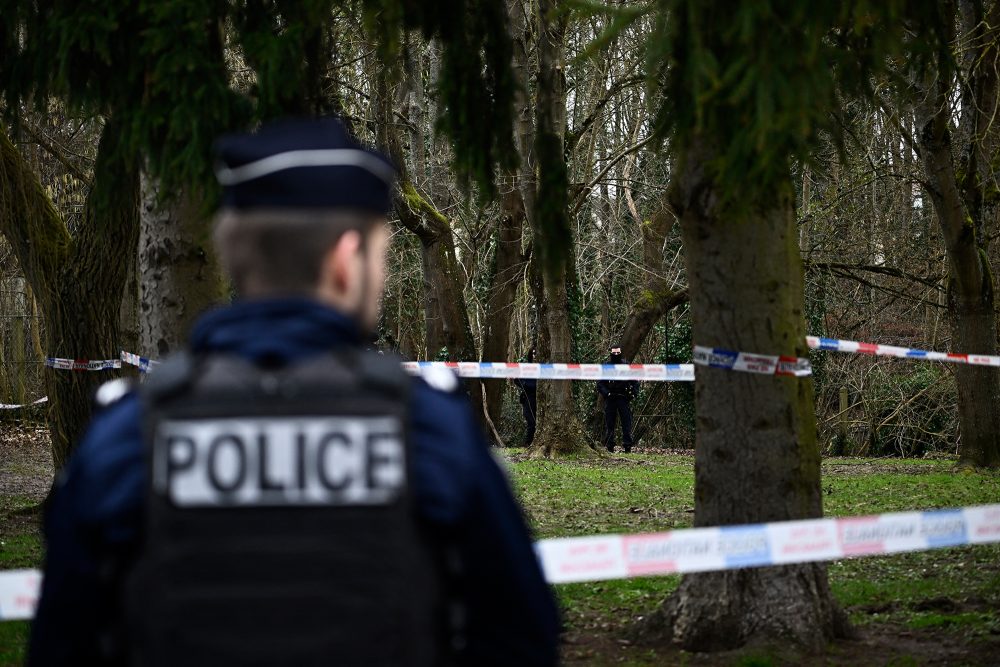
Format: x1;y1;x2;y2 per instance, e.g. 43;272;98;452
138;180;227;357
914;11;1000;468
371;56;482;414
482;184;527;436
1;118;139;468
527;0;591;457
916;116;1000;468
413;212;477;362
119;229;141;357
637;138;850;650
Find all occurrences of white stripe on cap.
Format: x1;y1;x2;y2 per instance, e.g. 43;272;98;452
214;149;395;186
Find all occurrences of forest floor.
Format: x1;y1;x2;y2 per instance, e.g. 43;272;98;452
1;424;999;666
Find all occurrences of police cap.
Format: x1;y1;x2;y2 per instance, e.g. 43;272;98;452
213;117;396;214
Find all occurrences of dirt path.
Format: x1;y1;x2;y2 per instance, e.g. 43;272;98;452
0;421;51;538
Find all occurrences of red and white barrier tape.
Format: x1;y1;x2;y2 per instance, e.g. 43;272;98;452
43;334;1000;381
119;351;160;373
692;346;812;377
402;361;695;382
807;335;1000;367
3;503;997;620
538;503;1000;583
44;357;120;371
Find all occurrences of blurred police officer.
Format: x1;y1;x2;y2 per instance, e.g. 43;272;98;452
29;118;559;667
513;348;537;446
596;345;639;453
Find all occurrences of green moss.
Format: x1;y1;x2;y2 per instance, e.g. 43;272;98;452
401;182;449;227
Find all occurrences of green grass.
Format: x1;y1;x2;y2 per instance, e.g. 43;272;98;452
0;624;29;667
0;534;42;571
506;451;1000;649
0;501;41;665
0;545;36;665
2;452;999;665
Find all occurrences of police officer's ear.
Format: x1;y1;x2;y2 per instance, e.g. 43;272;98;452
318;230;363;298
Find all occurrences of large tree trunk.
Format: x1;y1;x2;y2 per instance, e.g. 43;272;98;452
914;5;1000;468
411;206;478;362
1;118;140;468
526;0;591;457
138;181;227;357
482;184;527;435
637;139;850;649
917;105;1000;468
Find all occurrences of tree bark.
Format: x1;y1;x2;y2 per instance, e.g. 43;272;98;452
527;0;592;457
138;181;227;357
913;5;1000;468
482;184;527;436
0;118;139;468
637;138;850;650
119;228;141;356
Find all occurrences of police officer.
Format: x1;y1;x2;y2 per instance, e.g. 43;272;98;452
596;345;639;453
29;118;559;666
513;348;537;446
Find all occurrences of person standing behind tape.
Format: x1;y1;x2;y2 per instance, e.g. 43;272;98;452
28;118;559;667
596;345;639;453
513;348;538;447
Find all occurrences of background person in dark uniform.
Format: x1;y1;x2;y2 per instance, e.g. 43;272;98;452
596;345;639;453
513;348;537;446
28;118;559;667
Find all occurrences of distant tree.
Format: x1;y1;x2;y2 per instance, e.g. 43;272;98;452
906;0;1000;468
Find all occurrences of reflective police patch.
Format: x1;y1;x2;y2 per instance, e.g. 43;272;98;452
95;378;132;408
153;417;405;507
421;365;458;393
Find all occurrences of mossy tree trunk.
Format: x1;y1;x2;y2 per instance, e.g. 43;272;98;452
0;117;139;469
913;2;1000;469
637;138;850;649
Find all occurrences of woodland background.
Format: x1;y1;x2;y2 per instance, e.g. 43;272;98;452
0;1;981;460
4;0;1000;655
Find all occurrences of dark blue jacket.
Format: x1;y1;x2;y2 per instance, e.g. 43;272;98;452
514;377;537;405
29;299;560;666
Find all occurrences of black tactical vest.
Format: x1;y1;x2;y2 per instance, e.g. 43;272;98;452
124;350;442;667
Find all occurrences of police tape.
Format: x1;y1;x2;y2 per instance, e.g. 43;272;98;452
537;503;1000;583
119;351;160;373
401;361;695;382
3;503;998;621
0;397;47;410
55;332;1000;381
692;346;812;377
807;335;1000;367
44;357;121;371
